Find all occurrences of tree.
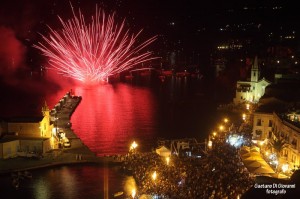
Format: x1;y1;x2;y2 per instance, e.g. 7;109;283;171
268;137;288;159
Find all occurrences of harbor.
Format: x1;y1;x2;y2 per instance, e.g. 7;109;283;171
0;91;122;175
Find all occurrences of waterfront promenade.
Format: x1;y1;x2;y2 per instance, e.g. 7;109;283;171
0;91;120;175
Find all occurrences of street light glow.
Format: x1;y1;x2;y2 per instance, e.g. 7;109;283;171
166;157;170;165
130;141;138;151
208;140;213;149
242;113;246;121
219;125;224;131
152;171;157;181
131;188;136;198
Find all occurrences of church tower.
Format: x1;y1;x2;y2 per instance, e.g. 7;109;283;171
42;101;50;118
40;101;52;137
251;56;260;82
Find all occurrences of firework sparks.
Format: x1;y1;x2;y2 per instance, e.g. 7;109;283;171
34;5;157;85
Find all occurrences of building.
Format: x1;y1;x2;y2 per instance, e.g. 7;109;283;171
252;112;273;141
252;108;300;171
6;103;53;138
233;56;271;104
0;138;19;159
0;102;56;159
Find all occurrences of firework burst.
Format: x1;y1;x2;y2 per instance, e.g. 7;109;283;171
34;5;157;85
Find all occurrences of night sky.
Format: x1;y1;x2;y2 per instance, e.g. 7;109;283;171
0;0;299;115
1;0;298;69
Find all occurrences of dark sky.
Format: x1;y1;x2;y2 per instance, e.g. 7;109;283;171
0;0;298;94
0;0;298;69
0;0;298;116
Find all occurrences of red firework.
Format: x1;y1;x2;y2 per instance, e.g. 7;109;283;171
34;6;157;85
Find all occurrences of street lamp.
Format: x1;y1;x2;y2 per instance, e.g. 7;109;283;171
224;118;229;123
246;103;250;110
130;141;138;152
152;171;157;181
131;188;136;199
219;125;224;131
208;140;213;149
166;157;170;165
242;113;246;121
212;131;217;137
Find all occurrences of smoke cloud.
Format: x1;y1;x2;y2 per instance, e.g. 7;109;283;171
0;26;26;77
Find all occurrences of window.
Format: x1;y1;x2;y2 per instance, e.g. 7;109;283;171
256;119;262;126
253;72;256;76
292;139;297;147
268;120;273;127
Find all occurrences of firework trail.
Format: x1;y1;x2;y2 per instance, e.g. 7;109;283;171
34;5;157;85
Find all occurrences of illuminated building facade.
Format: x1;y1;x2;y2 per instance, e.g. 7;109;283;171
252;110;300;169
7;102;53;138
0;103;54;159
233;56;271;104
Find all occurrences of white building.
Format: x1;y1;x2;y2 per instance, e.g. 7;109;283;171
233;56;271;104
252;109;300;170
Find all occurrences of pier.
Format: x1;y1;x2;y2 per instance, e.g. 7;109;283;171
0;91;121;175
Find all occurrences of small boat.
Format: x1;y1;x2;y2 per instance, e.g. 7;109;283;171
113;191;124;197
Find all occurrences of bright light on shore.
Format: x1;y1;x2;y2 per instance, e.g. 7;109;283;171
130;141;138;151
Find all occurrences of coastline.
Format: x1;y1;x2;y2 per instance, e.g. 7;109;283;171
0;92;123;175
0;144;124;175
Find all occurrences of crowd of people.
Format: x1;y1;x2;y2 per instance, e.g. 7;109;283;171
122;139;255;199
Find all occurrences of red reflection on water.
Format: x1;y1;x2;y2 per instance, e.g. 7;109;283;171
71;83;156;156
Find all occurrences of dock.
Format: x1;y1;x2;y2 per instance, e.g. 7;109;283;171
0;91;123;175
